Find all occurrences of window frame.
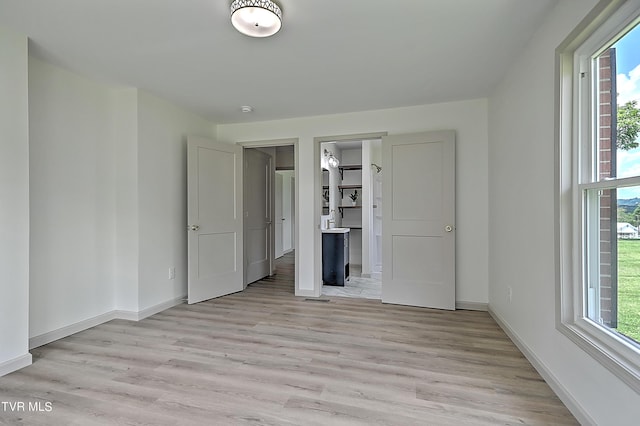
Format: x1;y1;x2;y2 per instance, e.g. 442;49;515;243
557;0;640;393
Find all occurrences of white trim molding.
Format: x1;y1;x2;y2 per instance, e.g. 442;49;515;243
0;353;32;377
455;301;488;311
29;296;185;350
136;294;187;321
489;307;596;426
555;0;640;394
29;311;119;349
129;295;185;321
295;289;319;298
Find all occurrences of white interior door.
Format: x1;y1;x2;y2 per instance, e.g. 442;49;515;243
275;172;284;258
244;148;272;284
381;130;455;310
187;136;243;304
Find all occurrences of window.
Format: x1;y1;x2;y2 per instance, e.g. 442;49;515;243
558;0;640;392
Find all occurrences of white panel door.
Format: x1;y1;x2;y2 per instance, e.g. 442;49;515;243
275;172;284;258
187;136;243;304
244;149;272;284
382;131;455;310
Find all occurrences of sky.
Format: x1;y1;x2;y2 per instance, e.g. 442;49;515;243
612;23;640;199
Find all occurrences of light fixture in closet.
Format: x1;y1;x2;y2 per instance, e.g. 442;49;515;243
230;0;282;38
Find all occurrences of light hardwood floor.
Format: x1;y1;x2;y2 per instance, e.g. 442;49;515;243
0;252;576;425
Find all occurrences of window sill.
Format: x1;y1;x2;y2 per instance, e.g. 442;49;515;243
557;319;640;393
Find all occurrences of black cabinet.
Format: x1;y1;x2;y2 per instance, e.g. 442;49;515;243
322;231;349;286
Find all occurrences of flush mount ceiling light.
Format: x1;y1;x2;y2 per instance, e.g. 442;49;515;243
230;0;282;38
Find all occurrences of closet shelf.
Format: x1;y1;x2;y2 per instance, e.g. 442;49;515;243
338;184;361;197
338;164;361;178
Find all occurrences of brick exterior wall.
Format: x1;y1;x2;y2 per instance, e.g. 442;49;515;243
598;48;618;328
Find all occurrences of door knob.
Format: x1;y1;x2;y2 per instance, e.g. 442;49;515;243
445;225;453;232
189;225;200;231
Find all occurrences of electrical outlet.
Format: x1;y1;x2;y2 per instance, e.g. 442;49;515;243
169;267;176;280
507;286;512;303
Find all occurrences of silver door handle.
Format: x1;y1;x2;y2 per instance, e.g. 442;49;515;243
189;225;200;231
445;225;453;232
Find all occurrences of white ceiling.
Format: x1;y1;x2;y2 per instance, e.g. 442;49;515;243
0;0;556;124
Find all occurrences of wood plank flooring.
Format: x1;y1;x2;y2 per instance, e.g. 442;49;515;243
0;252;576;425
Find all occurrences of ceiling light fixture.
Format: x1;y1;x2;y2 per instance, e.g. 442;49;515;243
230;0;282;38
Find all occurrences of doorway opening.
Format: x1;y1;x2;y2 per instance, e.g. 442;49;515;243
315;133;386;300
241;140;298;295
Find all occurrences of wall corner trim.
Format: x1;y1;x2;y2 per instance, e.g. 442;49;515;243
488;306;596;426
0;353;32;377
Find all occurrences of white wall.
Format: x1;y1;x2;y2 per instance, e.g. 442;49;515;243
0;27;31;375
340;148;362;165
136;91;216;311
218;99;490;304
488;0;640;423
29;57;117;338
112;88;139;313
27;56;216;339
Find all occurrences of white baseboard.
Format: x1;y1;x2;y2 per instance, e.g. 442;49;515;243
455;301;488;311
296;289;319;298
29;296;185;350
488;307;596;426
29;311;118;349
135;295;185;320
0;353;32;377
112;309;140;321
